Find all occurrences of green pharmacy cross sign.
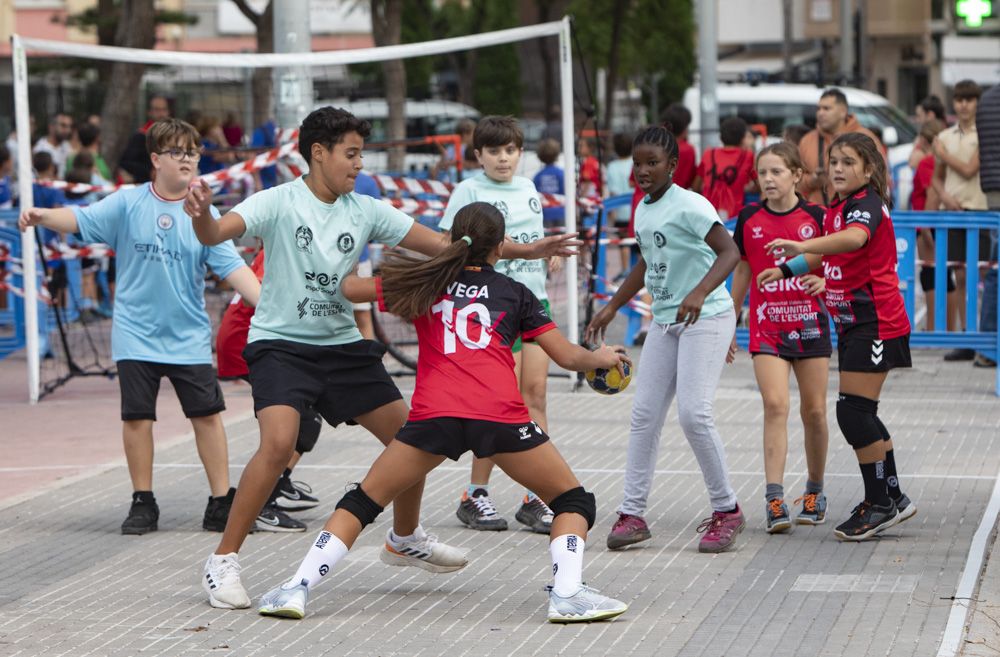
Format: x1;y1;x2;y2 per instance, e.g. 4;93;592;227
957;0;993;27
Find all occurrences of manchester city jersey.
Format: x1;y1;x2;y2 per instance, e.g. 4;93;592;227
73;183;245;364
439;172;549;301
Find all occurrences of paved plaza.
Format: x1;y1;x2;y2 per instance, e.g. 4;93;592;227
1;350;999;656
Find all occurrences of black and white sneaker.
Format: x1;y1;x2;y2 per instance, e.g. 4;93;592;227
122;492;159;535
256;504;307;532
456;488;508;531
891;493;918;526
833;499;898;541
203;487;236;532
273;474;320;512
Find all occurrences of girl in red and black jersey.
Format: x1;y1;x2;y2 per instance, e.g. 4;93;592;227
729;142;831;534
759;133;917;541
255;202;631;624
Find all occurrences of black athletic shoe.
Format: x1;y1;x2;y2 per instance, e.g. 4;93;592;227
203;487;236;532
256;504;307;533
944;348;975;361
272;475;320;512
121;492;159;535
833;499;897;541
456;488;508;531
891;493;918;526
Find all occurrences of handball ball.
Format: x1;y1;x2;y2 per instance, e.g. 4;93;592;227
585;359;632;395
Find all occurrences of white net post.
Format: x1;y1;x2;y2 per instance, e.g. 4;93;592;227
559;16;579;351
12;34;40;404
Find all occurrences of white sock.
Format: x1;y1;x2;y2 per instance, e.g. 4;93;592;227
289;530;349;591
549;534;585;597
388;525;425;547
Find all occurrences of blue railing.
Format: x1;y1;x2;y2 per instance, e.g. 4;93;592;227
0;217;26;358
587;197;1000;394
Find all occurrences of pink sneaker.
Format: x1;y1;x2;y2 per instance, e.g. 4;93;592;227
606;513;652;550
696;505;746;553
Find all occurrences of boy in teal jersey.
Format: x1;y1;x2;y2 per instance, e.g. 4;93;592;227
19;119;262;536
187;107;580;610
438;116;559;534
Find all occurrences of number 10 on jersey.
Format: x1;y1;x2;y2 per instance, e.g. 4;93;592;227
431;300;493;354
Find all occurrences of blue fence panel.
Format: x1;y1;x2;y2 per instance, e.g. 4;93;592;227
0;216;26;358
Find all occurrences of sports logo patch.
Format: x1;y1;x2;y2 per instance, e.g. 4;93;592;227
336;232;355;254
156;213;174;230
529;197;542;214
653;231;666;248
491;200;510;219
295;226;314;254
798;223;815;239
833;214;843;231
751;225;764;239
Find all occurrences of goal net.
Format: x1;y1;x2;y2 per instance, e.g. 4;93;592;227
11;18;581;402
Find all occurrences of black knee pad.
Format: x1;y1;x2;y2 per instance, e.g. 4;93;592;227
549;486;597;530
836;393;882;450
295;406;322;454
919;266;957;293
335;484;384;528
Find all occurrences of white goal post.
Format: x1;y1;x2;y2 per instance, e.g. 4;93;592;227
12;18;579;403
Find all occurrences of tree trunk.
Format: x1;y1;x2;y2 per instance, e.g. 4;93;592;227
99;0;157;174
94;0;117;88
603;0;629;132
252;2;275;128
371;0;406;172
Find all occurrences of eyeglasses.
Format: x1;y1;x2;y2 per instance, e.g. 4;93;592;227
158;148;202;161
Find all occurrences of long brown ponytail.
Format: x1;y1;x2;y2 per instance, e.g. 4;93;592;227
381;202;506;319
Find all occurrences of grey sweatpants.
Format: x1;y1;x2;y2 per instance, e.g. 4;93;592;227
618;307;738;516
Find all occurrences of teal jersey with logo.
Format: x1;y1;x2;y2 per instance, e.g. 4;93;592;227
73;184;245;364
438;172;548;301
236;176;413;346
634;184;733;325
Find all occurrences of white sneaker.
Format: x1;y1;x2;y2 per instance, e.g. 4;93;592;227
203;552;251;609
379;527;469;573
547;585;628;623
258;580;308;619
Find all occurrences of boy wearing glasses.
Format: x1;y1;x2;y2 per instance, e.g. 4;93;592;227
19;118;261;536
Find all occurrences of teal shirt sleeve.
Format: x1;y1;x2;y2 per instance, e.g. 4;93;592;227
683;193;723;239
439;181;475;232
73;190;127;247
369;197;414;247
233;186;276;240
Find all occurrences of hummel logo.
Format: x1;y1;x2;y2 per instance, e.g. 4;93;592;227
871;339;884;365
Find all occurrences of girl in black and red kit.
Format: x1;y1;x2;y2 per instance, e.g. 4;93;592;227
730;142;832;534
759;133;917;541
255;202;631;623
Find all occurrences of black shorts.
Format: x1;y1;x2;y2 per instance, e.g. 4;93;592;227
118;360;225;421
234;373;322;453
244;339;402;427
395;417;550;461
947;228;993;268
837;329;911;373
751;351;831;363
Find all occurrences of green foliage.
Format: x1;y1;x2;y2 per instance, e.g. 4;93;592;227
569;0;695;113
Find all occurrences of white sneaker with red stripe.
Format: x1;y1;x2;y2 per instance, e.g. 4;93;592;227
379;527;468;574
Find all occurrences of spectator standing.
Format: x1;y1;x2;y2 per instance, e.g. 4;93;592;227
910;119;949;331
693;116;757;220
222;113;244;147
118;94;171;184
975;83;1000;368
606;132;634;281
532;138;565;227
68;123;112;183
797;88;884;205
33;113;74;178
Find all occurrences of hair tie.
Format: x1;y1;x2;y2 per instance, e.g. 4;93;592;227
460;235;472;246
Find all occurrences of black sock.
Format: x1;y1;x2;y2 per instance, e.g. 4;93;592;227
884;449;902;499
283;468;292;479
859;461;890;506
133;490;155;504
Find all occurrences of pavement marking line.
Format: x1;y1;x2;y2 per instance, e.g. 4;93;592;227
937;467;1000;657
790;574;919;594
3;463;993;481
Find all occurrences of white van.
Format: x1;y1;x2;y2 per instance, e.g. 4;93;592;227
683;84;917;206
315;98;481;175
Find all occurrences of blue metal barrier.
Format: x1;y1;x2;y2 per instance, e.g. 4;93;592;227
0;218;26;358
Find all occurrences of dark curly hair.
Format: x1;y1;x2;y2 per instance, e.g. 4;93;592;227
298;107;371;165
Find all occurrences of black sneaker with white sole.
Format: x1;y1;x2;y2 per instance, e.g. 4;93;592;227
121;491;159;535
272;474;320;512
256;503;307;532
891;493;917;526
833;499;897;541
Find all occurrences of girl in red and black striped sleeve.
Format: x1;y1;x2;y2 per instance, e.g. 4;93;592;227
758;133;916;542
256;202;632;624
729;142;831;534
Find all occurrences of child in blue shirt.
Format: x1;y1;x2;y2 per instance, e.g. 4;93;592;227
532;138;565;227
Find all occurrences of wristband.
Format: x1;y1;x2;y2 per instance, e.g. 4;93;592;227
778;263;794;279
786;254;811;276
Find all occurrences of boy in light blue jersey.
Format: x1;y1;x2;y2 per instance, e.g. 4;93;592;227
19;119;261;536
188;107;582;610
438;116;558;535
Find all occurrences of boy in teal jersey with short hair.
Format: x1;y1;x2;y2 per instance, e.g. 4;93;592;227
438;116;558;534
187;107;580;610
19;118;262;536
